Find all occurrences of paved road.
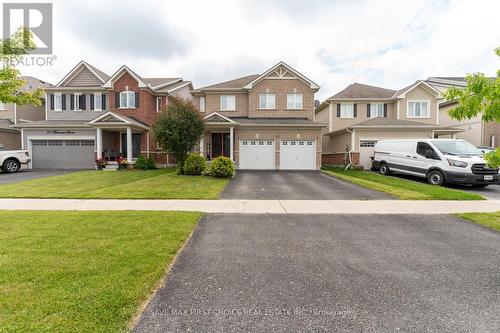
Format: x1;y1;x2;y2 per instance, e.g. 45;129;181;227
0;169;76;185
134;214;500;332
221;171;390;200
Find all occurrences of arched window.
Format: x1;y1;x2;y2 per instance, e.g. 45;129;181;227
119;91;136;108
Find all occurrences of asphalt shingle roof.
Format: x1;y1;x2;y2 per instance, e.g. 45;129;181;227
328;83;396;99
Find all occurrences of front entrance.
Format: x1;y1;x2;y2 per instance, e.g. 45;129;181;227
121;133;142;158
211;133;230;158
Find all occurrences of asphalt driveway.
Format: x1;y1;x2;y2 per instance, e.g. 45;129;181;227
221;171;390;199
134;214;500;332
0;169;76;185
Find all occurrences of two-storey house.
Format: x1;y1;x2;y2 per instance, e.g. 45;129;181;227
316;81;463;169
0;76;52;150
191;62;325;170
14;61;192;169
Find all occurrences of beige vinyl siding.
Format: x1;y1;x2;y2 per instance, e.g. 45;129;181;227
47;92;107;121
315;106;330;131
353;128;432;152
399;86;438;124
62;67;102;87
16;102;45;123
438;103;483;146
330;101;395;132
323;131;351;153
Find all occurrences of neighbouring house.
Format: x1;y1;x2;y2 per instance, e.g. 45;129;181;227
426;77;499;148
13;61;193;169
191;61;326;170
0;76;52;150
316;81;464;169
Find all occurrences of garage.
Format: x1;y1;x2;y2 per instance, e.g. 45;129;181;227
31;139;95;169
359;140;377;169
280;140;316;170
239;140;275;170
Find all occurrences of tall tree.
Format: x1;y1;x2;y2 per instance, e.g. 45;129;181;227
0;27;43;106
443;47;500;167
151;97;204;173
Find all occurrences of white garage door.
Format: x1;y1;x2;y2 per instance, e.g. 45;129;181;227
31;139;95;169
239;140;275;170
359;140;377;170
280;140;316;170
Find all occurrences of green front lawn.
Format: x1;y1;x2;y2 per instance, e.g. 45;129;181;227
323;167;484;200
0;169;229;199
459;212;500;231
0;210;201;332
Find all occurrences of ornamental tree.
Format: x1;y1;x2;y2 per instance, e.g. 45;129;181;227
151;96;204;173
0;27;43;106
443;47;500;167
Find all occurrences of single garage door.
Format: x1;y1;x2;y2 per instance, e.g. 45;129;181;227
31;139;95;169
239;140;275;170
280;140;316;170
359;140;377;170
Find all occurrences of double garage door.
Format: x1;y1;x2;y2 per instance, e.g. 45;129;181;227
31;139;95;169
239;140;316;170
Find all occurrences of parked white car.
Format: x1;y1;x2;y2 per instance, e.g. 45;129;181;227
0;150;31;173
372;139;499;187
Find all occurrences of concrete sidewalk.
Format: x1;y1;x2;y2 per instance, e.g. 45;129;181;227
0;198;498;214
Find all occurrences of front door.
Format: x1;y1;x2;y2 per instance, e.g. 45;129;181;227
211;133;230;158
121;133;142;158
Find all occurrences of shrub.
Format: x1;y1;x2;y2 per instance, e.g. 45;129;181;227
210;156;235;178
146;157;157;170
183;153;207;175
134;155;148;170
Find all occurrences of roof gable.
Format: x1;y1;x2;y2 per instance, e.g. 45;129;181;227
243;61;320;90
57;61;109;87
203;112;237;124
393;80;441;98
103;65;148;88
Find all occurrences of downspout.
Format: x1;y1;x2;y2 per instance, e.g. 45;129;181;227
345;128;354;170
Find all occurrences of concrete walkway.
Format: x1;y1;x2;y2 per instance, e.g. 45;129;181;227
0;198;499;214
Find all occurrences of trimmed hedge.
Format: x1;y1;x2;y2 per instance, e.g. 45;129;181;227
183;153;207;175
210;156;235;178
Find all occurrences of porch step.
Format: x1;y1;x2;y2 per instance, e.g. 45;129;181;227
104;162;119;171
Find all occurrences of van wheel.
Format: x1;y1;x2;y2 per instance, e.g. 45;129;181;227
379;163;390;175
427;170;445;186
2;159;21;173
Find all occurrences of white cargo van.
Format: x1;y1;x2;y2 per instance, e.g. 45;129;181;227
372;139;499;187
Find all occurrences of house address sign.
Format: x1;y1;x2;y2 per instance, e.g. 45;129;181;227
46;130;76;134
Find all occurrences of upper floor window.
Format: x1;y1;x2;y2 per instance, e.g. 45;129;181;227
407;101;429;118
73;93;81;111
220;95;235;111
119;91;136;108
287;94;303;109
156;97;162;112
199;96;205;113
94;93;102;111
259;93;275;109
340;103;354;118
54;93;62;111
370;103;384;118
0;102;5;110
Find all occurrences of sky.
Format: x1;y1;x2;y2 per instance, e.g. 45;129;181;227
5;0;500;100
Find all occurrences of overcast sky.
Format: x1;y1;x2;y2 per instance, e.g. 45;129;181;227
11;0;500;100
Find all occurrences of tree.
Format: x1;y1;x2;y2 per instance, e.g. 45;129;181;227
443;47;500;167
0;27;43;106
151;97;204;173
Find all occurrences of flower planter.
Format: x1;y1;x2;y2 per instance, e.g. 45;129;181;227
96;165;104;171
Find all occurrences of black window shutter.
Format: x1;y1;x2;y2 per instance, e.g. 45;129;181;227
102;94;107;110
70;94;74;110
336;104;340;117
383;103;388;117
61;94;66;110
115;92;120;108
90;94;94;110
81;94;86;110
366;104;371;117
135;92;139;108
353;104;357;117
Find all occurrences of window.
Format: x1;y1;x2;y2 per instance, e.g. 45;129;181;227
73;93;81;111
416;142;434;157
360;140;377;147
199;96;205;113
287;93;303;109
94;93;102;111
0;102;5;110
340;103;354;118
119;91;136;108
407;101;429;118
156;97;162;112
220;95;235;111
54;93;62;111
370;103;384;118
259;94;275;109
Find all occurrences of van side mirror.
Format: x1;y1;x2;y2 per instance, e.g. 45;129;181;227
425;149;436;159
